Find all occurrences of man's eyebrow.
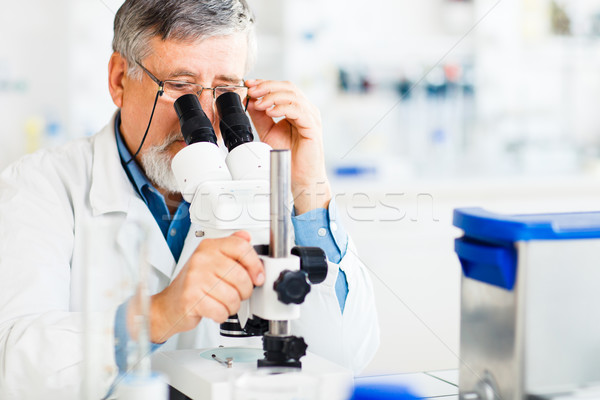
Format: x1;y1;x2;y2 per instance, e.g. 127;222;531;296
166;70;196;79
166;70;242;84
215;75;244;84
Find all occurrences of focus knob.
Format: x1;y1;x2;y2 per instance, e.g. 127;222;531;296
283;337;308;361
291;246;328;284
274;270;311;304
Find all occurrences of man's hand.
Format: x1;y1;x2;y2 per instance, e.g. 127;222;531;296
133;231;265;343
246;79;332;215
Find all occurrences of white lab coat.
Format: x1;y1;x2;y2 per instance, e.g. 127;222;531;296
0;113;379;399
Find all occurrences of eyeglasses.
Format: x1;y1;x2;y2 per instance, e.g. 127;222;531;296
136;61;249;110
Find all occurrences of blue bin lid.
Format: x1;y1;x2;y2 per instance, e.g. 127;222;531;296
454;207;600;243
350;383;417;400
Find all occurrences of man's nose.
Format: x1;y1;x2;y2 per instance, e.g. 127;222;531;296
198;91;215;122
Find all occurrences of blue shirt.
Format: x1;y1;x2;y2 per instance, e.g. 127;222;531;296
292;201;349;311
114;117;191;261
112;111;348;375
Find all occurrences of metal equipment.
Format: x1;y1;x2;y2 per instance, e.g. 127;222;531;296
454;208;600;400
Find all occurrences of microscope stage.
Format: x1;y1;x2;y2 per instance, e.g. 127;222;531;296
152;346;353;400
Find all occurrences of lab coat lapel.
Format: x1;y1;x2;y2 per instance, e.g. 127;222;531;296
171;223;204;280
89;113;176;280
116;199;176;280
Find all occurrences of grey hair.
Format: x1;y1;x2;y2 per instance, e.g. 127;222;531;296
112;0;256;79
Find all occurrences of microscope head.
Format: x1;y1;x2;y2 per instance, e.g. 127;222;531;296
170;94;232;202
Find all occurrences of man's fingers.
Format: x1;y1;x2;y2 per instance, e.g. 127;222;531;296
246;80;295;98
264;104;301;123
215;261;254;300
218;235;265;287
192;291;231;324
201;276;242;317
252;90;297;110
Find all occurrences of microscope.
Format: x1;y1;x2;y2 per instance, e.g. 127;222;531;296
170;91;328;368
152;92;353;399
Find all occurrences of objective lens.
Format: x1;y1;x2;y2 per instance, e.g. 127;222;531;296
216;92;254;152
174;94;217;145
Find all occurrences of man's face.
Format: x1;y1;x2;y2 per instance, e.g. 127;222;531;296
118;33;248;191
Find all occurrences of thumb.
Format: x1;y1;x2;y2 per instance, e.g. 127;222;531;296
231;230;265;286
247;99;275;142
232;230;252;242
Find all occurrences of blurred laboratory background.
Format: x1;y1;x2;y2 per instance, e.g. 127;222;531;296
3;0;600;377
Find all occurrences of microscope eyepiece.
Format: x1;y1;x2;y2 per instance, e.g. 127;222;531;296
216;92;254;152
174;94;218;145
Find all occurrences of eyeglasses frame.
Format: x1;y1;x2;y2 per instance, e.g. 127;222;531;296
135;61;249;111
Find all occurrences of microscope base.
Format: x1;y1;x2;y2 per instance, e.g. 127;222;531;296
257;358;301;369
151;347;353;400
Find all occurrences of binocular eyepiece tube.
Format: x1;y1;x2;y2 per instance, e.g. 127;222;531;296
174;92;254;152
174;94;218;146
216;92;254;152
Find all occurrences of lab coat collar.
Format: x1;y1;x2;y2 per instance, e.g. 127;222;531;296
90;111;176;279
90;112;136;216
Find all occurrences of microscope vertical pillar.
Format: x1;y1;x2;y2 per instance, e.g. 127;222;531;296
269;149;292;259
257;150;308;368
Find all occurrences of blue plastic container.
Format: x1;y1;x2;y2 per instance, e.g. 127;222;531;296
453;207;600;290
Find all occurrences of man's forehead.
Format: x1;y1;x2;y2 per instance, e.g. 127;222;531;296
146;35;247;79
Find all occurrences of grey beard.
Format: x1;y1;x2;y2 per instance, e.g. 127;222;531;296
140;132;181;194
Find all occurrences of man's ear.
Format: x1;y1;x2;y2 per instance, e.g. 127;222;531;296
108;52;127;108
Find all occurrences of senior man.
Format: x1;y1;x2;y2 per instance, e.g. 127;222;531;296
0;0;379;398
